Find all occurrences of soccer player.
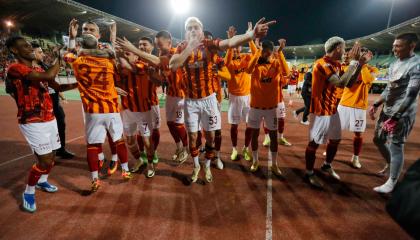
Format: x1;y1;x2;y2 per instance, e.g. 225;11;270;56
116;31;189;165
31;42;75;159
287;65;299;106
169;17;275;183
67;32;133;192
337;47;376;169
369;33;420;193
5;36;78;212
116;37;162;178
304;38;370;188
68;19;119;171
262;39;292;147
246;40;283;176
224;26;255;162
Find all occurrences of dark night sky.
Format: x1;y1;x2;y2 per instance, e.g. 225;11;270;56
76;0;420;46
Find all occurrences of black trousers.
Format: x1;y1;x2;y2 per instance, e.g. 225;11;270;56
295;93;311;122
50;93;66;150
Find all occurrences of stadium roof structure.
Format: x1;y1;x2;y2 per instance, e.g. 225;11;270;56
283;16;420;59
0;0;181;44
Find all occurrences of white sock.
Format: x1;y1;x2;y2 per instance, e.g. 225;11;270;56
205;159;211;168
121;162;129;171
25;185;36;194
279;133;284;139
111;154;118;162
38;174;49;183
176;141;182;150
252;151;258;164
265;134;269;139
216;151;220;158
233;147;237;152
193;156;200;168
91;171;98;180
98;152;105;161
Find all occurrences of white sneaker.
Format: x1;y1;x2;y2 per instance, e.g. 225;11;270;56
204;166;213;183
351;155;361;169
191;164;201;183
300;120;309;125
321;164;340;180
215;158;224;170
292;110;298;120
176;148;189;164
373;178;397;193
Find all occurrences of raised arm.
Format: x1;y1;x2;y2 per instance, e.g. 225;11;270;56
116;37;161;66
169;37;202;71
218;18;276;51
27;59;61;83
246;48;262;74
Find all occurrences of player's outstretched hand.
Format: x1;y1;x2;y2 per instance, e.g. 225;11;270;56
69;18;79;39
278;39;286;51
116;37;137;54
253;17;276;39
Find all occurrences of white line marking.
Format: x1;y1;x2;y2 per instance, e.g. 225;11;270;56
265;153;273;240
0;135;84;168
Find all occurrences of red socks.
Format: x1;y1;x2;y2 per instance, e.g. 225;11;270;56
115;140;128;164
176;123;188;147
27;164;48;186
278;118;285;134
326;141;339;164
231;124;238;147
215;130;222;151
353;136;363;156
305;142;319;171
87;144;100;172
245;127;252;147
167;121;180;143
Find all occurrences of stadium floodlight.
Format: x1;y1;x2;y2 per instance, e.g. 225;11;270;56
171;0;190;15
5;20;13;27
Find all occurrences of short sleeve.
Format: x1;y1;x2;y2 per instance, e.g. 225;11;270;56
7;63;32;79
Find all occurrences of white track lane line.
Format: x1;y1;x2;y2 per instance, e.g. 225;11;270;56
265;153;273;240
0;135;84;168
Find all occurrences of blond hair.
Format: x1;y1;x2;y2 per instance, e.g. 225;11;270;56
184;17;203;31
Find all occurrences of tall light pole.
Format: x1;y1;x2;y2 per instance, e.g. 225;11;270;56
171;0;191;40
387;0;395;29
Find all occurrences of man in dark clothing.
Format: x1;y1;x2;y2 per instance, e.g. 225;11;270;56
293;68;312;125
32;42;74;159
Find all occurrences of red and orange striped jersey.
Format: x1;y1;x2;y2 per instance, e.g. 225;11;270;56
310;56;342;116
120;60;159;112
72;56;119;113
6;63;55;124
247;50;282;109
176;39;221;99
340;64;378;110
159;48;185;98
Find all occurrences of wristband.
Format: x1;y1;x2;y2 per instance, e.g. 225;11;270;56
69;39;76;49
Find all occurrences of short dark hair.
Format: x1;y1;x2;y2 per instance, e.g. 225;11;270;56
204;30;213;39
140;36;153;45
31;42;41;49
395;33;418;45
5;36;25;50
262;40;274;51
156;30;172;40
